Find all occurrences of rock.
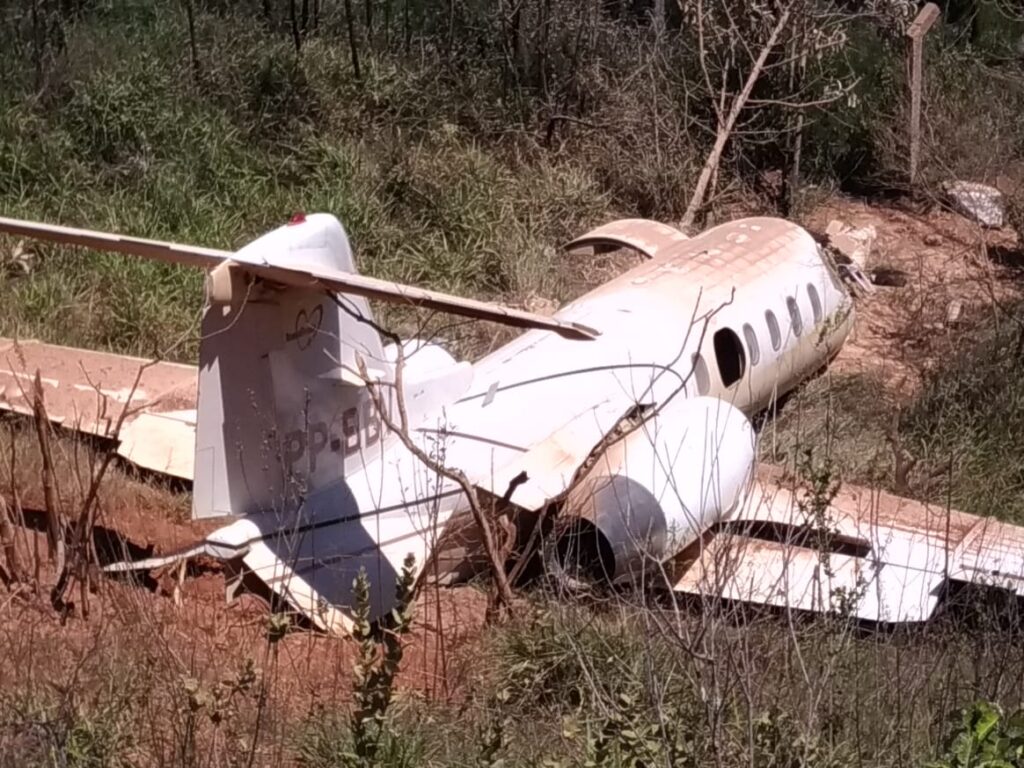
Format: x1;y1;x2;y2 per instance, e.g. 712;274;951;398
825;219;877;269
523;294;558;316
943;180;1004;228
923;233;943;246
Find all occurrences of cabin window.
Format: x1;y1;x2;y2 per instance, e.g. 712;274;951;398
742;323;760;366
787;296;803;337
714;329;746;387
765;310;781;351
807;283;823;324
692;353;710;395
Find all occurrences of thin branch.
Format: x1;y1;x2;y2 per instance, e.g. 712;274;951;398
681;3;795;231
333;297;516;617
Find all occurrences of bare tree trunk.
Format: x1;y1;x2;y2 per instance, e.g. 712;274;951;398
31;0;43;91
786;112;804;213
538;0;551;96
403;0;410;53
782;35;806;214
7;425;32;591
365;0;373;47
46;0;66;57
680;6;793;232
262;0;272;26
0;495;24;584
507;0;525;89
289;0;302;53
446;0;454;57
653;0;665;31
344;0;362;78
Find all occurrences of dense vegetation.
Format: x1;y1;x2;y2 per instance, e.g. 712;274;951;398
3;0;1024;357
5;0;1024;766
763;301;1024;525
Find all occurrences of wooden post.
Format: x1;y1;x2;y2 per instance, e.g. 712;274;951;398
907;3;940;185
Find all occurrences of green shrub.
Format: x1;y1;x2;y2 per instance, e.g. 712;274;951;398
928;700;1024;768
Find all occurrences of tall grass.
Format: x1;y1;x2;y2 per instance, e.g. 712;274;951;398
762;301;1024;524
0;6;611;360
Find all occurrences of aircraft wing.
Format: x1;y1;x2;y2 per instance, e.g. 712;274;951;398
0;338;197;479
10;337;1024;630
673;471;1024;623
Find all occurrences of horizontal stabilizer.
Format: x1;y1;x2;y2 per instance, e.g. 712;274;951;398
105;474;468;634
0;216;226;268
0;215;597;340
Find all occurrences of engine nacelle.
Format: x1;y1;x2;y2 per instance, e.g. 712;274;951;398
548;396;755;585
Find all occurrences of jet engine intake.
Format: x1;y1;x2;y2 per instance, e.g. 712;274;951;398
548;396;755;586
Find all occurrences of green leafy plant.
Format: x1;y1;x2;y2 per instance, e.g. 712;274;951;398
294;554;419;768
928;701;1024;768
348;553;417;767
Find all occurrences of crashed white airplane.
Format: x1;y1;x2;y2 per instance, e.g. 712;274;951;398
1;212;1022;633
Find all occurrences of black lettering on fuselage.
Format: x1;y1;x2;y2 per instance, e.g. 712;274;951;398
281;401;384;475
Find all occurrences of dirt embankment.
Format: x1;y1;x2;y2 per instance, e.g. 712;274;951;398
804;197;1021;393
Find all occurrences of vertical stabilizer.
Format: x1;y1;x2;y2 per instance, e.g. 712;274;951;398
192;214;387;519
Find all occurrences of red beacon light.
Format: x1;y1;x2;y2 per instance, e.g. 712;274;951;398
288;212;307;226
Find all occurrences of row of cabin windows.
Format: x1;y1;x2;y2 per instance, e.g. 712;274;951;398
692;283;824;395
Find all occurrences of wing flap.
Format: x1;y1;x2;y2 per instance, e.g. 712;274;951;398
673;532;942;622
676;477;1024;622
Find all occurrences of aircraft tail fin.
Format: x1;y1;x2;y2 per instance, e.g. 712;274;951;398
192;214;387;520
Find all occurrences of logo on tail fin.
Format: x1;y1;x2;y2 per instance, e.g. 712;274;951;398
286;304;324;350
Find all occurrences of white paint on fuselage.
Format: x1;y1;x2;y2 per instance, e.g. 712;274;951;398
434;217;854;475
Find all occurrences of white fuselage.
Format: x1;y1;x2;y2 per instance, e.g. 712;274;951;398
146;216;857;631
435;217;854;478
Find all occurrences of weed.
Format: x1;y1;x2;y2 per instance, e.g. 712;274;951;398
295;554;419;768
929;700;1024;768
901;305;1024;522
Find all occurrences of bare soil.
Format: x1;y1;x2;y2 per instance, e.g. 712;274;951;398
802;196;1022;393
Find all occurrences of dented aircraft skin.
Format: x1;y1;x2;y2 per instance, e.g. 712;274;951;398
1;211;1018;634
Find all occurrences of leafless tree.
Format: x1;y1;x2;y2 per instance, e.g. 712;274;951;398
678;0;911;228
